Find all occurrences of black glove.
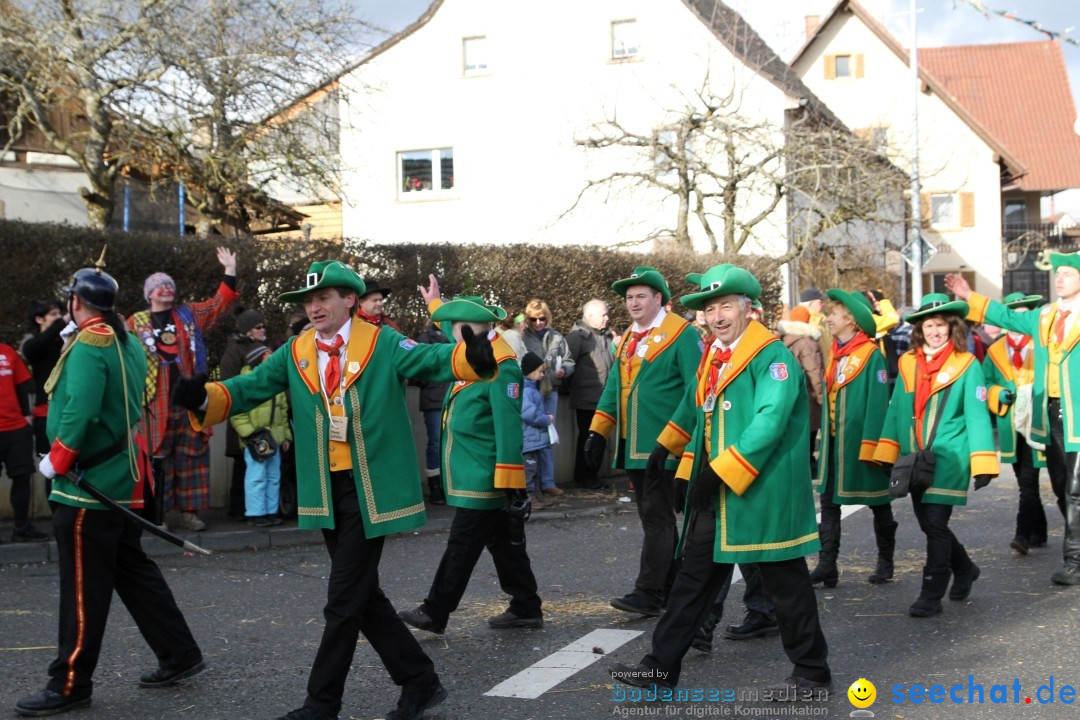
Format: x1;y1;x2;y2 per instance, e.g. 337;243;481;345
645;443;670;482
689;463;722;512
973;474;993;491
583;431;606;472
171;373;209;410
460;325;496;378
999;390;1016;406
504;490;531;546
880;462;893;477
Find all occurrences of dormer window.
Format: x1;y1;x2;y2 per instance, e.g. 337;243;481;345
611;20;639;59
463;36;489;75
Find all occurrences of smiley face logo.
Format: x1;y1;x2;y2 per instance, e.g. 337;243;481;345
848;678;876;709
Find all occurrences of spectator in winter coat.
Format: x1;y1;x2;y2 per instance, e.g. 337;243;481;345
218;308;267;519
522;298;574;496
521;353;552;510
567;299;615;488
777;306;825;463
414;321;451;505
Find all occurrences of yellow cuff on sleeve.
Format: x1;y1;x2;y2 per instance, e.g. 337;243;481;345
970;451;1000;478
452;343;482;382
711;446;758;497
967;292;990;324
676;452;695;482
494;464;525;490
987;386;1009;417
858;440;878;463
427;298;444;315
589;410;616;438
873;438;901;465
657;421;692;456
189;382;231;432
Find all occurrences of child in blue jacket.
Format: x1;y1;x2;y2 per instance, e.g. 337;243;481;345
521;352;552;509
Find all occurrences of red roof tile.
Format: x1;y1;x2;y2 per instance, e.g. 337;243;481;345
920;41;1080;192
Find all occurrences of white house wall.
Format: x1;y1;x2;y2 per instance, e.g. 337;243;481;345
792;12;1004;295
337;0;795;260
0;166;90;225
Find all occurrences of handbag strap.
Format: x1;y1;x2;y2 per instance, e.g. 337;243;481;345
922;383;953;450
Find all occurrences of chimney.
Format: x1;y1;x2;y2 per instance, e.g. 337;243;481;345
805;15;820;41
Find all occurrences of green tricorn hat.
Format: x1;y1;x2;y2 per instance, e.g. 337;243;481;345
904;293;970;323
1050;252;1080;273
680;264;762;311
279;260;366;303
826;289;876;335
1003;292;1044;309
431;295;507;323
611;266;671;305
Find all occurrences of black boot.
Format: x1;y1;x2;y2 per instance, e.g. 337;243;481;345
808;520;839;588
427;475;446;506
690;610;721;653
909;566;951;617
949;562;980;601
868;518;898;584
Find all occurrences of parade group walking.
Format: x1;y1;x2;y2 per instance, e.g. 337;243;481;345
12;243;1080;719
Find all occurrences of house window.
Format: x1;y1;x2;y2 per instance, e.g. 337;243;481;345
1004;199;1027;226
611;20;639;59
399;148;454;195
930;193;955;226
835;55;852;77
463;36;488;75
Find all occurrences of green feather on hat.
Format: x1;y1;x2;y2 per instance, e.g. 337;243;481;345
279;260;366;303
680;264;762;311
826;289;876;336
611;266;671;305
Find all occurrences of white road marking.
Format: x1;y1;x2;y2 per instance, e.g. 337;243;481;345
484;628;643;699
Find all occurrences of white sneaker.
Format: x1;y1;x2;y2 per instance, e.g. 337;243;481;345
180;512;206;531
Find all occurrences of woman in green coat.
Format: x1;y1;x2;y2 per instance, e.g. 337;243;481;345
809;290;893;587
873;294;1000;618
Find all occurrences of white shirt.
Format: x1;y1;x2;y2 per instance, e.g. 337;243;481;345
316;319;352;385
631;308;667;334
1055;296;1080;339
710;328;746;371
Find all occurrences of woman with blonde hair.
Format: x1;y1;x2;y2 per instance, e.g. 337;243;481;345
522;298;574;496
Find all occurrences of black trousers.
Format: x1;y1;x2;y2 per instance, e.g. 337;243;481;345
629;467;679;604
1046;399;1080;567
709;562;775;622
305;472;435;717
910;491;972;575
643;510;829;686
422;506;542;624
46;505;201;698
574;408;597;484
1014;433;1048;543
227;454;246;517
820;436;894;529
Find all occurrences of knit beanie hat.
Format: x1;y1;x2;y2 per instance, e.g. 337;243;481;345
236;309;264;334
521;352;544;377
244;345;271;366
143;272;176;301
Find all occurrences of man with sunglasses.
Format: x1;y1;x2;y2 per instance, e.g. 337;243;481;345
220;308;269;520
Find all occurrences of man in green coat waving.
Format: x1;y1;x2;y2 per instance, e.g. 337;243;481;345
400;294;542;634
173;261;497;720
612;264;830;695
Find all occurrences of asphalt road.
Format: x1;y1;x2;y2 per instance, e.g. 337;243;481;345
3;465;1080;720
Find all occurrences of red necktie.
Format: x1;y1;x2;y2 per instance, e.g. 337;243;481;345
1054;310;1071;346
705;348;733;397
316;336;345;392
625;330;650;360
1006;334;1029;369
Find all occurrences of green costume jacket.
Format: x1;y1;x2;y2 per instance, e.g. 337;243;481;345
872;350;1000;506
47;321;149;510
815;339;891;506
194;318;480;537
589;312;703;470
969;293;1080;451
441;336;525;510
675;322;820;563
982;336;1045;467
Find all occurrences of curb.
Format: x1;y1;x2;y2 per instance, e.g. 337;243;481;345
0;502;636;566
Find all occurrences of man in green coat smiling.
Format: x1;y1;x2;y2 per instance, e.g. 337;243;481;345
173;261;497;720
400;294;542;635
612;264;830;695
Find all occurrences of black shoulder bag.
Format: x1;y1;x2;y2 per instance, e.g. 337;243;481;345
889;384;952;499
244;398;279;462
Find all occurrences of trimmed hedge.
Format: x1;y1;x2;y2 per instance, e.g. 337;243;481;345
0;220;782;363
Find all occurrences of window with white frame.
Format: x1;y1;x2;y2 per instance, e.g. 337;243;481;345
463;36;488;75
930;193;955;226
611;19;639;59
399;148;454;195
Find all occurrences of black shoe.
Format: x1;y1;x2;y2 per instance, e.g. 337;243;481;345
762;675;832;701
610;662;675;689
386;676;447;720
273;707;338;720
399;606;446;634
1028;535;1048;548
949;563;980;601
723;612;780;641
138;657;206;688
268;516;284;526
1051;565;1080;586
610;593;662;617
690;611;720;653
488;610;543;629
582;480;611;490
14;689;91;716
11;525;49;542
1010;535;1030;555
